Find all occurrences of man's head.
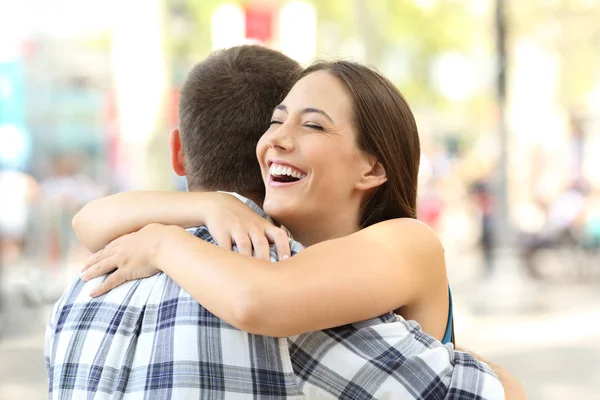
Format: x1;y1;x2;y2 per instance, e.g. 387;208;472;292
170;45;302;202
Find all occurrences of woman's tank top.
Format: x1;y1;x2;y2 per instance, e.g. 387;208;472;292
441;287;454;345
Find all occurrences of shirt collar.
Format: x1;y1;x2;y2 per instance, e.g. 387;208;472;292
218;191;271;221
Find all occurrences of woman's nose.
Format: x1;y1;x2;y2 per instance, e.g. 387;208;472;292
267;124;295;152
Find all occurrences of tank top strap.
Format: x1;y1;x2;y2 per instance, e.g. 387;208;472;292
441;286;454;345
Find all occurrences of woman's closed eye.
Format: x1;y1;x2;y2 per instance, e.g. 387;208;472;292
304;123;324;131
270;120;324;131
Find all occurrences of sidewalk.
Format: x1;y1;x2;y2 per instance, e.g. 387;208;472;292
448;250;600;400
454;298;600;400
0;260;80;399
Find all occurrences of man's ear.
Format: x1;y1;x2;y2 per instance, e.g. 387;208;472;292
169;128;186;176
355;157;387;191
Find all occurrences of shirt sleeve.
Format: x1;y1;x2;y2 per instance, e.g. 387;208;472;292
290;316;505;400
445;349;505;400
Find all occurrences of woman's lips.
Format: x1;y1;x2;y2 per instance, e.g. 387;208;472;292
268;174;304;187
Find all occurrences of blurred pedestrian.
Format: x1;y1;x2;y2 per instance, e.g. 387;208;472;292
39;153;105;265
470;176;495;275
0;168;39;265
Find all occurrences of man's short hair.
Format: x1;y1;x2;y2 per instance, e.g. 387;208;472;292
178;45;302;197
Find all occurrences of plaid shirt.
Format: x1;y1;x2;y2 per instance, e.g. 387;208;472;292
45;194;504;399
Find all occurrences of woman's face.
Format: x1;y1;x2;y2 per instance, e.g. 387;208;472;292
256;70;376;239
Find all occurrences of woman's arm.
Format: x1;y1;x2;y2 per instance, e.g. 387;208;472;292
86;218;447;338
73;191;211;252
73;191;290;260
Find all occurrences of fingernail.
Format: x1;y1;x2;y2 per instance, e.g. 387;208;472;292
282;255;289;260
89;290;96;297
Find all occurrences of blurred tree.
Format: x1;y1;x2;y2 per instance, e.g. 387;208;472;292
164;0;486;106
313;0;484;108
512;0;600;109
165;0;240;86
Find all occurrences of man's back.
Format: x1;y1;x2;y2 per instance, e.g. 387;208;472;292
47;274;306;399
46;197;306;399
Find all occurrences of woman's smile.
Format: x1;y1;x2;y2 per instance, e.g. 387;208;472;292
268;160;307;187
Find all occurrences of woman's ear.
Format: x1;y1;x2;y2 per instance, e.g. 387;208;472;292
355;158;387;191
169;129;186;176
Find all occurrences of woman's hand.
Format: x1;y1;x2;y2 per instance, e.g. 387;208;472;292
203;193;291;261
80;223;179;297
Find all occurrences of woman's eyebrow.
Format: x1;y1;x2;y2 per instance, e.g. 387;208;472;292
274;104;288;113
301;107;334;123
274;104;334;124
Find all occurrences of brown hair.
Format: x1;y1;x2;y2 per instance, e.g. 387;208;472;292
301;61;420;226
178;45;302;197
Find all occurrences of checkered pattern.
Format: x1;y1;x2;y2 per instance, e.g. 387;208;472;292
45;194;504;399
289;315;503;399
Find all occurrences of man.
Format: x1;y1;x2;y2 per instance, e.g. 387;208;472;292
46;45;520;399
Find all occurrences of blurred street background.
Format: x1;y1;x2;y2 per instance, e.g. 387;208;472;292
1;0;600;399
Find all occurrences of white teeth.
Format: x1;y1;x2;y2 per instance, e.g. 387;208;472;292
269;163;306;179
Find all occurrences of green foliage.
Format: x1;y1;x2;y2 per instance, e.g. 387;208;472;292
164;0;492;110
166;0;225;54
313;0;483;107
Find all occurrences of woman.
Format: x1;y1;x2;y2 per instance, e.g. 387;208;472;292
77;61;453;343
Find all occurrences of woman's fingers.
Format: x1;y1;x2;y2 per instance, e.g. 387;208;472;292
249;230;271;261
82;236;126;272
207;216;288;261
265;227;291;261
82;250;104;272
81;255;119;281
212;230;233;251
233;233;253;257
89;270;128;297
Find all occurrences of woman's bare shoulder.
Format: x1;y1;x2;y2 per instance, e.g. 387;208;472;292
353;218;446;277
361;218;443;248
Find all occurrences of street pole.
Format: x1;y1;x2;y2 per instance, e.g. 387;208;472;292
493;0;511;252
474;0;540;314
353;0;380;66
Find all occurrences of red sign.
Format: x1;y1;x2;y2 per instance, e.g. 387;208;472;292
245;4;274;43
